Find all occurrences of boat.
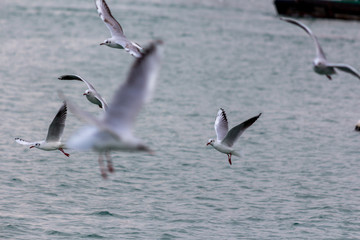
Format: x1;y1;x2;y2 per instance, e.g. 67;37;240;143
274;0;360;20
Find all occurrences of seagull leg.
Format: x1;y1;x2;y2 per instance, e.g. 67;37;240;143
59;148;70;157
105;152;114;173
326;75;332;80
227;153;232;165
98;154;107;179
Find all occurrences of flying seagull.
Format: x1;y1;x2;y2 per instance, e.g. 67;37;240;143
280;17;360;80
95;0;143;58
15;102;70;157
58;74;108;112
60;40;163;178
207;108;261;165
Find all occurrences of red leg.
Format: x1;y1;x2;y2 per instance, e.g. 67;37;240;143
105;152;114;173
326;75;332;80
98;154;107;179
227;153;232;165
59;148;70;157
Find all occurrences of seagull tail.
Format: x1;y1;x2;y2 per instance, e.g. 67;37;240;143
232;150;243;158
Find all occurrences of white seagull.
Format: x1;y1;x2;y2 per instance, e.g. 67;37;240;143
207;109;261;165
280;17;360;80
95;0;143;58
60;40;163;178
15;102;70;157
58;74;108;112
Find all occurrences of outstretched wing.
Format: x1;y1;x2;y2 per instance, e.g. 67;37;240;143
221;113;261;147
103;40;163;136
280;17;327;60
95;0;125;38
58;74;96;91
45;102;67;142
214;108;228;141
328;63;360;80
15;138;36;146
57;91;119;140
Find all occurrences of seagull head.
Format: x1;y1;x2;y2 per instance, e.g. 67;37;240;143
206;139;215;146
83;89;91;96
30;143;40;149
100;39;111;46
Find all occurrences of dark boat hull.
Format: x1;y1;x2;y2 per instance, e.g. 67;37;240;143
274;0;360;20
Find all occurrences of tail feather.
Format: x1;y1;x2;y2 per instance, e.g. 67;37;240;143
232;151;242;157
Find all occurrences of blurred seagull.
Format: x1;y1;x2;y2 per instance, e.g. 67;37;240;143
207;109;261;165
15;102;70;157
58;74;108;112
95;0;143;58
60;40;163;178
280;17;360;80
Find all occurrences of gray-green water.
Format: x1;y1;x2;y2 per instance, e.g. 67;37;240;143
1;0;360;239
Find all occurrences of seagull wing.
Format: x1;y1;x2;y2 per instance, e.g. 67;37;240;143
45;102;67;142
58;74;96;91
96;95;109;112
57;91;119;140
95;0;125;38
221;113;261;147
103;40;163;136
214;108;228;141
15;138;36;146
58;74;109;110
280;17;327;60
327;63;360;80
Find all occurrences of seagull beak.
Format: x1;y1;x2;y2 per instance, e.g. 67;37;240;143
206;142;210;146
100;43;105;46
83;93;87;96
29;146;35;149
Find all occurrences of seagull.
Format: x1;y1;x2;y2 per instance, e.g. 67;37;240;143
206;108;261;165
280;17;360;80
95;0;143;58
60;40;163;178
58;74;108;112
15;102;70;157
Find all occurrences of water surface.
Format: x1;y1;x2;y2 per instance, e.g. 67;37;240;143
1;0;360;239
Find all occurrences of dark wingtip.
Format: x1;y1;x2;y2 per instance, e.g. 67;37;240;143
58;74;83;81
219;108;228;122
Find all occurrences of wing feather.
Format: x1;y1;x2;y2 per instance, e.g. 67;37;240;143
280;17;327;60
328;63;360;80
95;0;125;38
214;108;228;141
221;113;261;147
58;74;95;91
15;138;36;146
103;40;163;135
45;102;67;142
